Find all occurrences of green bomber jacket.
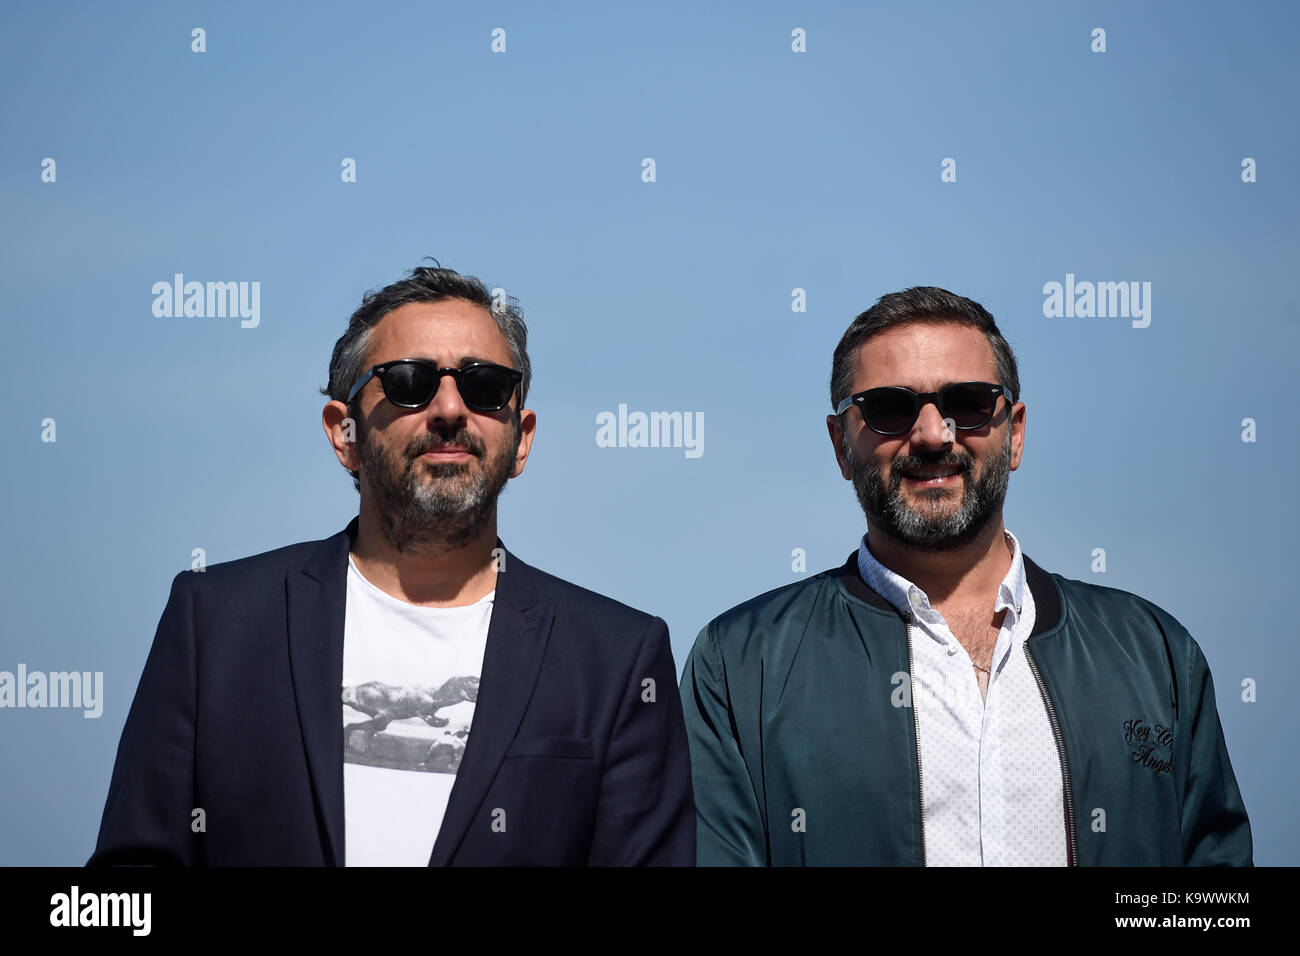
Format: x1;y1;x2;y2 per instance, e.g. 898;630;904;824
679;552;1253;866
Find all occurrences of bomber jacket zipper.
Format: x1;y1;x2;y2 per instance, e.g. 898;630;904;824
905;620;927;866
1023;642;1079;866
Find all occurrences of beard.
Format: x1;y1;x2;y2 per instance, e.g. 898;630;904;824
845;428;1012;552
356;416;521;554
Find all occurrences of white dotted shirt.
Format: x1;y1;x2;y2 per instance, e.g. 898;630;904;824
857;530;1068;866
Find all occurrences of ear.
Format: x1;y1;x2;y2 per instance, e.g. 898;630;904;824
323;400;362;472
509;407;538;478
1008;400;1026;472
826;414;853;481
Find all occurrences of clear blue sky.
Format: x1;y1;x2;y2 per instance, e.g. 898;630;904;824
2;1;1297;865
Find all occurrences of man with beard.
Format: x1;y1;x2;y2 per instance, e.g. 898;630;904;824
89;263;694;866
679;286;1251;866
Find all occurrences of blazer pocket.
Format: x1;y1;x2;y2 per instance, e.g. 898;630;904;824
505;735;593;760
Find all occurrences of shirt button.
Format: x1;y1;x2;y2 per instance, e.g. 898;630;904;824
947;644;958;655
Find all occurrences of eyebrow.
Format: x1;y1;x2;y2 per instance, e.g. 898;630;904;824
864;380;968;392
378;355;502;368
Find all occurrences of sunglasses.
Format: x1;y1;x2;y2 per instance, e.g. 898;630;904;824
346;360;523;412
835;381;1014;436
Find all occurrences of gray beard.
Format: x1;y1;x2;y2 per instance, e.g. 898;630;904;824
846;428;1012;552
357;421;520;555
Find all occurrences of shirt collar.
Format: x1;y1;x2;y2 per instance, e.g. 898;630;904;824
856;529;1027;623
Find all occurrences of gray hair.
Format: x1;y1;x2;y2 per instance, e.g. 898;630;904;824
830;286;1020;411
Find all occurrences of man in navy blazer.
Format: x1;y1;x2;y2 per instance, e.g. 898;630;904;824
89;263;694;866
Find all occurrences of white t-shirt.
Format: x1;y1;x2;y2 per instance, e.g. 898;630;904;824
341;553;493;866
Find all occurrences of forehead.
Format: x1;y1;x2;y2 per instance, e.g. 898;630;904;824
366;299;512;366
852;321;997;391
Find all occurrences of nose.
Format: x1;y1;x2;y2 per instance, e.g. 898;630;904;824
909;399;952;449
424;371;469;425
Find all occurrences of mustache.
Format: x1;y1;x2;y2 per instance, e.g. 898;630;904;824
407;429;486;458
890;451;973;475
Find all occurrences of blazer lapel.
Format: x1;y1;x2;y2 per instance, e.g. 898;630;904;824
285;518;355;866
427;545;554;865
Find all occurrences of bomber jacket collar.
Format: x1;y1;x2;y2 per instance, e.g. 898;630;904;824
835;549;1064;638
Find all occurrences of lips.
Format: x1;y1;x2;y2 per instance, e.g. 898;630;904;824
901;466;963;480
420;445;475;459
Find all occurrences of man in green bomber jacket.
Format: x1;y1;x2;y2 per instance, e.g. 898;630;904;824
680;286;1252;866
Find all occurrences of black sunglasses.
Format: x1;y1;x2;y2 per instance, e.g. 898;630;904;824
347;360;523;412
835;381;1014;436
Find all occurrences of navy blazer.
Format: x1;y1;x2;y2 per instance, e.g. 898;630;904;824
88;517;695;866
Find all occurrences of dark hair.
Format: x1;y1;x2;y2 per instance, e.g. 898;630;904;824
830;286;1020;410
322;259;531;491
